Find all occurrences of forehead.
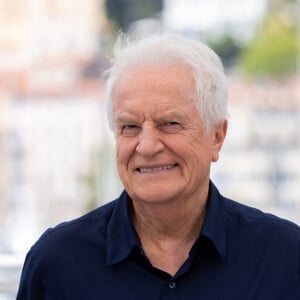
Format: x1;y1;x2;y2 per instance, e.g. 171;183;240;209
113;64;195;96
112;64;201;125
112;63;196;105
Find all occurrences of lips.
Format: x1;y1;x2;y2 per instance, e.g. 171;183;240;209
137;164;177;173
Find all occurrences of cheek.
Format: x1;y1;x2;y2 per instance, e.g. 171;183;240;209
116;141;126;167
187;135;214;164
116;139;136;165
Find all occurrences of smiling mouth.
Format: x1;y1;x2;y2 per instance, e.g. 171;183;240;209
137;164;177;173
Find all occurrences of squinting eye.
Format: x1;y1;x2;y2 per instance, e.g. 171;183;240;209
162;122;182;133
165;122;179;126
123;125;137;129
121;124;139;136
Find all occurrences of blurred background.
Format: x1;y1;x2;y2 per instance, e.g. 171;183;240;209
0;0;299;298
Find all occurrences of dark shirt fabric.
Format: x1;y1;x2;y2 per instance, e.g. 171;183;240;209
17;181;300;300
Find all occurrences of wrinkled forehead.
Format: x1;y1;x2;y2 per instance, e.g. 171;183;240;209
111;63;199;125
112;62;195;97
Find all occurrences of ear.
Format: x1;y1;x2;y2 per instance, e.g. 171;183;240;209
212;120;227;162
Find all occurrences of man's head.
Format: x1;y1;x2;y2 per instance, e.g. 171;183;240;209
105;34;228;205
105;33;228;133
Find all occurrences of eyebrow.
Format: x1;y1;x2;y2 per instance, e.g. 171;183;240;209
114;108;189;126
155;110;187;121
114;113;140;125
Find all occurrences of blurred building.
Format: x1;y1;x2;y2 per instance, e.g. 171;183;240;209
163;0;268;41
212;76;300;223
0;0;112;255
0;0;108;98
0;1;110;292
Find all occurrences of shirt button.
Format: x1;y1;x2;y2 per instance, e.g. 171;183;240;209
169;281;176;289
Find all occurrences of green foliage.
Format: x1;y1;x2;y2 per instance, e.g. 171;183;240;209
208;35;243;68
239;13;298;78
105;0;162;31
105;0;127;29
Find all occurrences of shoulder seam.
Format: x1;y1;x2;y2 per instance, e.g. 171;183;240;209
223;197;300;231
36;212;106;244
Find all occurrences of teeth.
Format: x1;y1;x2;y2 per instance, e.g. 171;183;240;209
139;165;175;173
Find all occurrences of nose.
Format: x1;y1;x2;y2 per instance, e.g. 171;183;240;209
136;126;164;157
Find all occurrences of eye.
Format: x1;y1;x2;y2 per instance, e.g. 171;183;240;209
121;124;140;136
162;121;182;133
124;124;137;129
165;121;178;126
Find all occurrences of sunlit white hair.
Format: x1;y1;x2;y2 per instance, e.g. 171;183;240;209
104;33;228;132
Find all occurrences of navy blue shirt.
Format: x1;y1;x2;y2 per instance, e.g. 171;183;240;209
17;182;300;299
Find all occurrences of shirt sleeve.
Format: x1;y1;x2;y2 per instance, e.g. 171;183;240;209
16;247;47;300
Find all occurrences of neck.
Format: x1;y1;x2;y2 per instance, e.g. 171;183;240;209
132;198;206;241
130;188;208;275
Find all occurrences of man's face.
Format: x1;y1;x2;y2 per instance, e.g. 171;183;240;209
112;64;226;205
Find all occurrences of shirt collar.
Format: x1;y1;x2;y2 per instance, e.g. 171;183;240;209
199;181;228;259
106;191;140;266
106;181;228;265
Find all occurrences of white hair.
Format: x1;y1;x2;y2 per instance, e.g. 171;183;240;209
104;33;228;132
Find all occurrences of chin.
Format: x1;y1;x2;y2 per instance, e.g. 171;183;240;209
129;187;180;205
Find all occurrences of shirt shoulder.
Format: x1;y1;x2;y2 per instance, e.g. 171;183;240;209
31;200;118;256
223;196;300;241
17;199;123;299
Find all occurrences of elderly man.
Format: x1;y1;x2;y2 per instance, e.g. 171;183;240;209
17;34;300;299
